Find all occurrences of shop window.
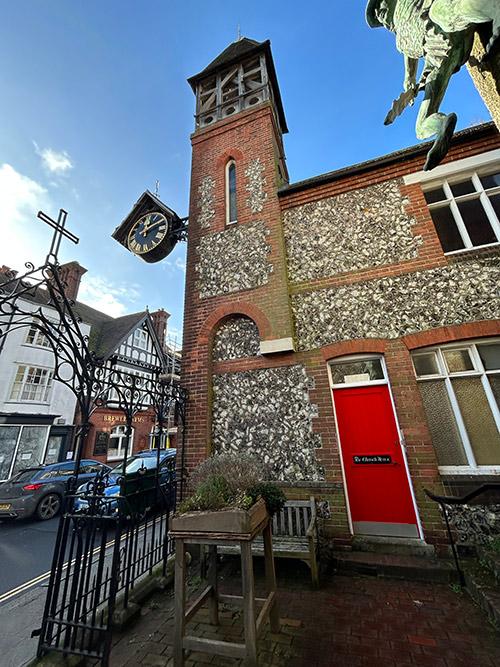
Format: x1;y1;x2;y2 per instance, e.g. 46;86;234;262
226;159;237;225
9;365;53;403
107;425;134;461
412;341;500;471
0;425;51;480
423;169;500;253
0;426;20;480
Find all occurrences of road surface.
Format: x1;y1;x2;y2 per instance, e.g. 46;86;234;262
0;516;60;666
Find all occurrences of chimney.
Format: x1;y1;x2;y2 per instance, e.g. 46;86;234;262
0;266;17;277
59;262;87;301
150;308;170;349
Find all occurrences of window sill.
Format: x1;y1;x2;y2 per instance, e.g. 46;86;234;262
444;241;500;257
22;343;52;350
439;465;500;475
5;400;51;406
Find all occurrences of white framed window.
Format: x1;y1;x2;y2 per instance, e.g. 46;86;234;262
423;168;500;254
412;340;500;473
225;159;237;225
107;425;134;461
328;356;386;388
25;322;51;348
133;328;148;350
9;365;54;403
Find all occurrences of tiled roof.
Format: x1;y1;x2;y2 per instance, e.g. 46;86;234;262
92;311;147;358
188;37;262;82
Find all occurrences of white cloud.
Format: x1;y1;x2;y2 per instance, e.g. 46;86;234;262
175;257;186;272
34;142;73;175
0;163;52;271
78;275;141;318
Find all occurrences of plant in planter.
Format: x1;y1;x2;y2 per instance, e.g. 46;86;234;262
172;453;286;535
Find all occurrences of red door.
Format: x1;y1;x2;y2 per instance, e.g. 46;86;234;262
333;384;419;538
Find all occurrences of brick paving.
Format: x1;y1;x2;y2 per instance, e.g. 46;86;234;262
103;560;500;667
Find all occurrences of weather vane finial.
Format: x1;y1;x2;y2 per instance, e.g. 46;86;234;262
237;24;242;41
155;180;160;197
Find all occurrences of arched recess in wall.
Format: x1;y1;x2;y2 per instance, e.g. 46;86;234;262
212;315;260;361
198;303;272;348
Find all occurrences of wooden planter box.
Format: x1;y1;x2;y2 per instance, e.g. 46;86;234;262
171;498;267;535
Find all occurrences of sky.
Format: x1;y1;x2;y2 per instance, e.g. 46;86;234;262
0;1;491;346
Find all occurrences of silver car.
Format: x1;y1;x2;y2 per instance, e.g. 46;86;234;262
0;460;111;521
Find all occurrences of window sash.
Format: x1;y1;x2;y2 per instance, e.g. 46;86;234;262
10;365;53;403
133;329;148;350
413;341;500;470
25;323;51;348
226;161;237;224
108;426;134;460
425;171;500;253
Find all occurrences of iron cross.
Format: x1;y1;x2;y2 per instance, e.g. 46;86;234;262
37;208;79;264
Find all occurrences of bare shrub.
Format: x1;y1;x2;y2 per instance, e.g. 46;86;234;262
190;452;268;495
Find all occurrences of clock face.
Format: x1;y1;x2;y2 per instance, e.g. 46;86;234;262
127;212;169;255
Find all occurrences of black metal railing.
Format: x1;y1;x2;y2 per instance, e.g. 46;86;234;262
33;458;177;665
425;483;500;585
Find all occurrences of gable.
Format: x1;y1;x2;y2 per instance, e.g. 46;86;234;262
115;319;164;370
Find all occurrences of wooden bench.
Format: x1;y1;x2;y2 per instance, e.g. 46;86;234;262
220;497;319;587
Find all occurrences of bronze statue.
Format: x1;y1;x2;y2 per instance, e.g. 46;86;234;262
366;0;499;170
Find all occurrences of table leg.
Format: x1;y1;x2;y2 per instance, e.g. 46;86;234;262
207;544;219;625
263;521;280;633
174;538;186;667
241;541;258;667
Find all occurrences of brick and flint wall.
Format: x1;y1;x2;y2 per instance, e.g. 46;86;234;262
181;102;500;551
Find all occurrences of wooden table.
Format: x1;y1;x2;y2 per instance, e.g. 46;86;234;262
171;517;280;666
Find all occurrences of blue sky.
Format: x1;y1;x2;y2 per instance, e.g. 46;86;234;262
0;1;490;345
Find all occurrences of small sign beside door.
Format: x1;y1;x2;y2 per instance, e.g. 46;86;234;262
93;431;109;456
353;455;392;464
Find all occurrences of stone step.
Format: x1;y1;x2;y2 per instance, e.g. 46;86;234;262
351;535;436;559
464;564;500;628
332;551;459;584
477;547;500;583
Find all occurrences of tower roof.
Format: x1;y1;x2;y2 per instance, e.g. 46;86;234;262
188;37;288;134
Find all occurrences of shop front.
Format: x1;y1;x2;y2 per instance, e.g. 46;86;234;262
0;414;73;481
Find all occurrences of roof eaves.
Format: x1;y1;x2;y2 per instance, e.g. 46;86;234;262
279;122;497;196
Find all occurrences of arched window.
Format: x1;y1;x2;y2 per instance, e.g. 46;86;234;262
107;425;134;461
225;159;237;224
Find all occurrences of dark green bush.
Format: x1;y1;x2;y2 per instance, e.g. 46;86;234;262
248;482;286;516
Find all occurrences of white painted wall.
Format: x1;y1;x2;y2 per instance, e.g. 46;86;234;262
0;298;91;424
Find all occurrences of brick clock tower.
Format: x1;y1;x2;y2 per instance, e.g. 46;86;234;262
181;38;297;476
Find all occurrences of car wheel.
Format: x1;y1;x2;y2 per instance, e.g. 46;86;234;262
36;493;61;521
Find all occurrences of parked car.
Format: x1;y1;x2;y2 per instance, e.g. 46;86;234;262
0;460;111;521
75;449;176;516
